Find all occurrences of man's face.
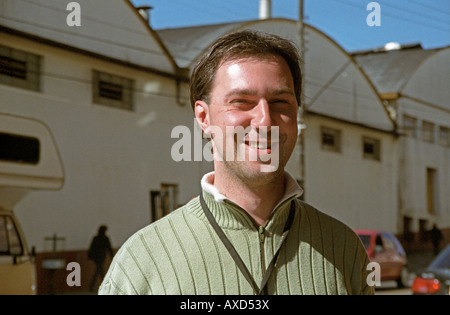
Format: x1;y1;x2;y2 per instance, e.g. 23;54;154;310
196;55;298;183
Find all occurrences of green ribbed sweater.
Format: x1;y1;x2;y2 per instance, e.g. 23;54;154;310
99;191;374;295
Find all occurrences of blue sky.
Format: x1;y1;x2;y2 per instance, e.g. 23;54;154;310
130;0;450;52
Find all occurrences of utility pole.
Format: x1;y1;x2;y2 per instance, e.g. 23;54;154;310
298;0;306;199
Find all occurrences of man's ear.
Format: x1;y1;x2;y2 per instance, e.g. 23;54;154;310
194;100;211;135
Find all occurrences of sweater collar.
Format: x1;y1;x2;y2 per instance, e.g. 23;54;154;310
201;171;303;207
198;171;303;230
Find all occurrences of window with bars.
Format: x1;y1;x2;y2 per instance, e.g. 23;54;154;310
321;127;341;152
402;114;417;138
93;70;134;111
0;45;41;91
422;121;435;143
0;215;23;255
439;126;450;147
362;136;381;161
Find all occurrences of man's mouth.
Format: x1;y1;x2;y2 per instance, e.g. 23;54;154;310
247;141;271;149
243;140;280;157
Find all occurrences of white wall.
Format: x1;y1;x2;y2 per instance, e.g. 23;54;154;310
396;47;450;232
0;34;210;251
302;115;398;232
397;100;450;232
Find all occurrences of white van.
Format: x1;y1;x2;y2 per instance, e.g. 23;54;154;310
0;113;64;294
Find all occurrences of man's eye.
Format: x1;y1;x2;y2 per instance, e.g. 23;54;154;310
231;99;253;106
271;99;289;104
270;99;291;107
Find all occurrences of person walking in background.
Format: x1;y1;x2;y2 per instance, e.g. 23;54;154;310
88;225;114;291
430;224;443;256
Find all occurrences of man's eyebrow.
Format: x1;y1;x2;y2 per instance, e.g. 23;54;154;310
225;88;295;98
272;88;296;96
224;89;257;98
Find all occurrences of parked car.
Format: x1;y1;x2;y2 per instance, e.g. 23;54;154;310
0;209;36;295
411;244;450;295
0;113;64;294
355;229;409;287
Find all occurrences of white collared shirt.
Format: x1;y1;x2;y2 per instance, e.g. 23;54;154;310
200;171;303;211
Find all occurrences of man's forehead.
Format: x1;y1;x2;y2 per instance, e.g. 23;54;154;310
215;56;294;89
218;54;285;68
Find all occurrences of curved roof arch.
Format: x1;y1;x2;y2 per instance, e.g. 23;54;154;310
158;18;394;131
401;47;449;110
354;44;449;112
353;46;440;95
398;48;443;92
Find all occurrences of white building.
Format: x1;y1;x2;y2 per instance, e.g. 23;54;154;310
0;0;211;257
354;44;450;243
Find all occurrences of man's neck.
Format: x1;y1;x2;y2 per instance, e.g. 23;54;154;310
212;169;286;226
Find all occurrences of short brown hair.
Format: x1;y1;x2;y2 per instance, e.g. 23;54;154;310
190;30;302;110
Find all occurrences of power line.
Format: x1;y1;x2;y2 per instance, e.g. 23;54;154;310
378;0;450;26
1;15;172;59
339;0;450;33
0;66;188;101
409;0;450;16
20;0;151;33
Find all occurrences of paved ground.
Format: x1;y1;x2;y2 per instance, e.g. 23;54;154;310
406;249;436;274
376;284;411;295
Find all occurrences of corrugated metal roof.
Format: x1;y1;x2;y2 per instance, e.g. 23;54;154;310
353;47;438;94
157;21;250;68
0;0;178;74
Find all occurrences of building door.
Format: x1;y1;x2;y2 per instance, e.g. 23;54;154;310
150;184;179;222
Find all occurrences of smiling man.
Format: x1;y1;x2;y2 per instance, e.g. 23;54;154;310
195;54;297;226
99;30;374;295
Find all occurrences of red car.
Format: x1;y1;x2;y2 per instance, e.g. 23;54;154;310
411;244;450;295
355;229;409;287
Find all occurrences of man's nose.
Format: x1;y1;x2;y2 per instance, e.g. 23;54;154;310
251;99;273;128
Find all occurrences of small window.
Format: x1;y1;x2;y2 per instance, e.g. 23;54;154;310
6;216;22;255
0;215;23;255
321;127;341;152
0;45;41;91
439;126;450;147
0;133;40;164
93;70;134;111
381;234;396;251
363;136;380;161
422;121;435;143
402;115;417;138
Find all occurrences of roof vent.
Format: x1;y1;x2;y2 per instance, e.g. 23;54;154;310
384;42;401;51
137;5;153;24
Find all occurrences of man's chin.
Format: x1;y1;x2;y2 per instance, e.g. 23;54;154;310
225;161;285;183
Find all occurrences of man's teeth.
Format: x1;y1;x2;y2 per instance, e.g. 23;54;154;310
248;142;270;149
